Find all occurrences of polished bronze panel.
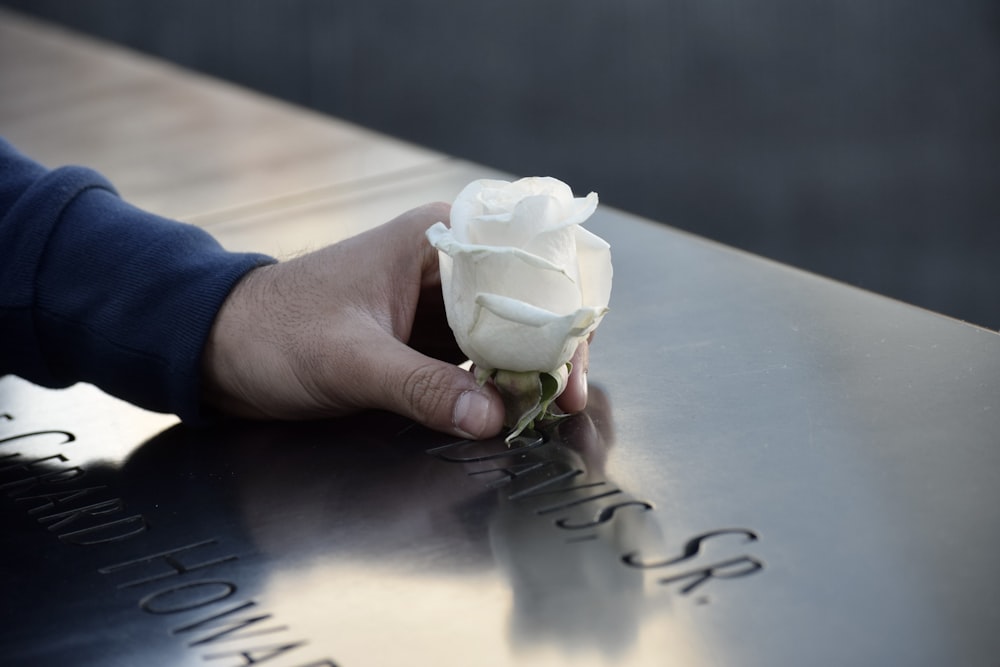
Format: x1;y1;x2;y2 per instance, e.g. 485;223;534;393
2;8;999;666
3;205;998;665
0;9;443;222
198;158;509;255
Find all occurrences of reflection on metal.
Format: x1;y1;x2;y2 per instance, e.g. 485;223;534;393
4;251;1000;666
2;7;1000;666
0;386;699;666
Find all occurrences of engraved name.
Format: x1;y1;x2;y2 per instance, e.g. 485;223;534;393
1;415;338;667
426;431;764;600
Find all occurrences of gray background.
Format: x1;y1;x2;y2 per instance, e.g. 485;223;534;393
3;0;998;329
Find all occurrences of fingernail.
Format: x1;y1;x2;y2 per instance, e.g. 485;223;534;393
453;390;491;439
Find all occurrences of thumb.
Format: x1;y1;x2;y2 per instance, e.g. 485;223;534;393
363;341;505;439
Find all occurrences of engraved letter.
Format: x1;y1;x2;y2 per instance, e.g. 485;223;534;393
555;500;655;530
140;580;238;614
58;514;148;545
426;433;546;463
535;488;622;515
99;539;239;589
38;497;125;531
657;556;764;594
0;430;75;447
622;528;759;569
0;453;68;475
173;600;288;647
468;460;551;488
16;485;109;515
505;467;587;500
203;642;306;665
1;466;87;496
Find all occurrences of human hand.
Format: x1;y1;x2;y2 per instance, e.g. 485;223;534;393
201;203;591;439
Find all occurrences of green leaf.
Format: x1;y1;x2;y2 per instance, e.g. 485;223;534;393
493;364;572;445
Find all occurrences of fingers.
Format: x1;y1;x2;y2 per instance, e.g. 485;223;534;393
408;285;465;362
360;202;509;438
359;340;505;439
385;201;451;289
556;340;590;414
204;200;521;440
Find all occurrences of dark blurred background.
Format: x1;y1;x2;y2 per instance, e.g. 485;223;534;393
4;0;998;329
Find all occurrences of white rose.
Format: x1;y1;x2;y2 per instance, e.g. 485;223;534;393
425;177;612;376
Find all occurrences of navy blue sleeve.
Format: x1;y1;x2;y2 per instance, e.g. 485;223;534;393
0;137;276;421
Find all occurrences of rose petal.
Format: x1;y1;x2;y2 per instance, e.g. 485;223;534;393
426;222;569;276
465;251;581;315
475;293;565;328
467;194;557;248
513;177;575;203
560;192;599;228
450;180;508;242
468;293;608;371
523;223;581;285
428;177;611;375
574;226;613;310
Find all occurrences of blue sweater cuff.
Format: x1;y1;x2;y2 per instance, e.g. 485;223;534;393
37;186;275;422
0;140;275;422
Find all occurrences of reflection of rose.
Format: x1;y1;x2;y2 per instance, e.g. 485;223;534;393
426;177;612;374
487;403;668;658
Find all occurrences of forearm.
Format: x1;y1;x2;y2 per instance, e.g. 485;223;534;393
0;138;274;420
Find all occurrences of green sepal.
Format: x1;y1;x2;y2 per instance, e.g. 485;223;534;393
492;363;571;445
473;365;494;387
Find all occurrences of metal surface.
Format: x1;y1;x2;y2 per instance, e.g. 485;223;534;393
3;210;999;666
0;10;444;222
3;8;1000;667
